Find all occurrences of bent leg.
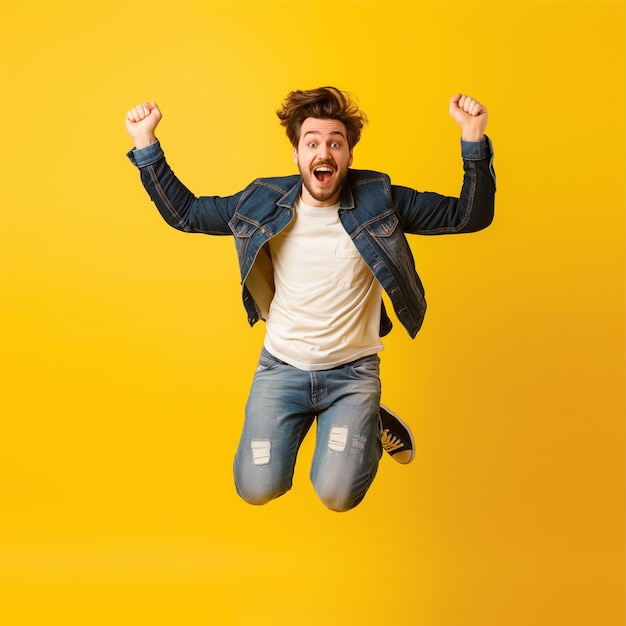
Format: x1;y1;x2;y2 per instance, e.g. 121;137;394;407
310;355;382;512
234;348;314;505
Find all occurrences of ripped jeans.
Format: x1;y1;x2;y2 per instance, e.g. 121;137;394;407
234;347;383;512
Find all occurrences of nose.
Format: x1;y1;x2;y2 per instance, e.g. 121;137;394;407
318;143;331;159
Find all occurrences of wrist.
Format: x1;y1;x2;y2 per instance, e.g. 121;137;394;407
461;130;484;142
133;134;157;150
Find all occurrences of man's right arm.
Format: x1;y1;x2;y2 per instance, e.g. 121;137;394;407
125;102;237;235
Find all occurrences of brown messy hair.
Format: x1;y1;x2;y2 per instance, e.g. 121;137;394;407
276;86;367;150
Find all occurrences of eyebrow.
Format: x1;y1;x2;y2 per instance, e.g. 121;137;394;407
303;130;346;140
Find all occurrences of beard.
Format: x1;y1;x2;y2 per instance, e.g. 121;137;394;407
298;163;348;206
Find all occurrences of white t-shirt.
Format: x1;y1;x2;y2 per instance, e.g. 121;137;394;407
264;197;383;371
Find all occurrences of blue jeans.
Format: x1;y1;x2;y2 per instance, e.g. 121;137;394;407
234;347;383;512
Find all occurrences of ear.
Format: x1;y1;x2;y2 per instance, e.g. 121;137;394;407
293;148;298;165
348;151;353;167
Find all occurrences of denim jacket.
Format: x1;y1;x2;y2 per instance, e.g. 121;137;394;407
127;138;495;338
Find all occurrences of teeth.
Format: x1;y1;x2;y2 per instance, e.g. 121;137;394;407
315;166;332;172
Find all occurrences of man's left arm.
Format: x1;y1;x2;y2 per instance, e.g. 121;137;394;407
393;94;496;235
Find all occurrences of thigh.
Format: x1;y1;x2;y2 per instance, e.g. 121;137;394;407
234;349;315;503
310;355;382;511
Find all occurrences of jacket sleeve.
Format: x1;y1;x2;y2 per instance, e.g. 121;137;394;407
391;136;496;235
126;140;242;235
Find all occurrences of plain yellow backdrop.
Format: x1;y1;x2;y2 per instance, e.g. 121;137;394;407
0;1;624;625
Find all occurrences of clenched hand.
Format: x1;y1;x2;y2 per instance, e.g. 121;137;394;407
125;102;162;149
449;94;488;142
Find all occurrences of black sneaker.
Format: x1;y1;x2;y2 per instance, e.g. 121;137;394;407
380;404;415;464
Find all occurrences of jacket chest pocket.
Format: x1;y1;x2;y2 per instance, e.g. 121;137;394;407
366;213;414;269
366;213;398;238
366;214;403;255
229;215;261;267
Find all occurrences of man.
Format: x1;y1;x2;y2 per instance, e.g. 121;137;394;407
125;87;495;512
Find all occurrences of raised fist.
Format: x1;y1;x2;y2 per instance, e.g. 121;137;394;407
125;102;162;149
449;94;488;142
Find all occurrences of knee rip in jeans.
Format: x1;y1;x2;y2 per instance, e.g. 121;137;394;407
251;439;271;465
328;426;367;453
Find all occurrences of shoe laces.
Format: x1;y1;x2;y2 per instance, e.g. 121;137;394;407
381;429;405;453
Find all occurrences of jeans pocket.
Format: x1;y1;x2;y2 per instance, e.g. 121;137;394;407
255;347;281;373
347;354;380;379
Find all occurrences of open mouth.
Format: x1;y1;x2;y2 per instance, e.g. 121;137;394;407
313;165;334;183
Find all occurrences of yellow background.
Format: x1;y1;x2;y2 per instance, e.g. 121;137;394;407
0;1;623;625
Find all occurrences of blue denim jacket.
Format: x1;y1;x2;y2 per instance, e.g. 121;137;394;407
127;138;495;338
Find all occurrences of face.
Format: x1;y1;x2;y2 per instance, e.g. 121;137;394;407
293;117;353;207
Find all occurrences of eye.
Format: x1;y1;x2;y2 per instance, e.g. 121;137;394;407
331;142;341;149
308;142;317;148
